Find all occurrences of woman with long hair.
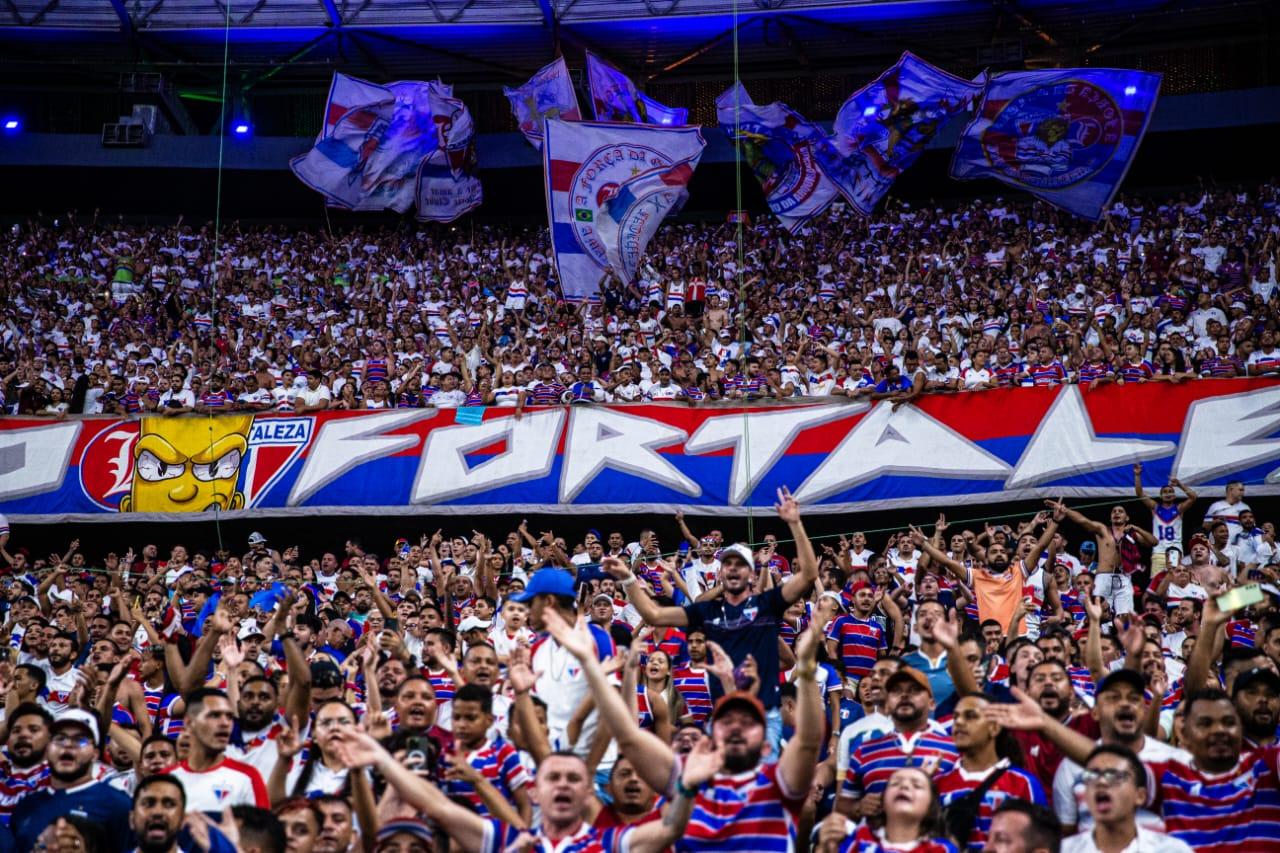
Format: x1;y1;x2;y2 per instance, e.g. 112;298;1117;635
269;699;365;803
815;766;958;853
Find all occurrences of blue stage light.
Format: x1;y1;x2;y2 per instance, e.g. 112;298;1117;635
1123;86;1137;96
2;118;19;131
233;122;251;135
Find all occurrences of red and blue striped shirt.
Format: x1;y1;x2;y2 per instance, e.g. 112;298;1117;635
826;615;885;682
842;729;960;801
935;760;1047;852
1149;747;1280;852
441;737;530;815
680;762;805;853
673;665;713;725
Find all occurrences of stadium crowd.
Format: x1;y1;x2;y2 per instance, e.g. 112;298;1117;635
0;471;1275;853
3;180;1280;416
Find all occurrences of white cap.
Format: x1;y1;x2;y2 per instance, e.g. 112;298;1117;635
720;543;755;567
248;531;268;545
238;622;266;640
52;708;101;746
457;616;492;633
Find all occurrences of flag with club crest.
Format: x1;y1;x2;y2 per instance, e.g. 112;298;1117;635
504;57;582;149
415;88;483;222
544;117;705;302
950;68;1161;220
716;82;848;233
834;52;986;215
586;52;686;125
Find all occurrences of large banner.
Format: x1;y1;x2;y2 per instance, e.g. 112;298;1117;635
2;380;1277;522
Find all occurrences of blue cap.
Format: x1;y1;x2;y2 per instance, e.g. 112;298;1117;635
508;568;576;603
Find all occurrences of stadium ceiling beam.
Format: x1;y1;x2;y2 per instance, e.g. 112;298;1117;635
1085;0;1184;54
648;17;758;81
2;0;23;24
28;0;60;26
137;0;164;27
239;0;267;25
532;0;562;54
241;29;336;90
318;0;343;28
353;27;528;79
773;17;810;69
105;0;131;30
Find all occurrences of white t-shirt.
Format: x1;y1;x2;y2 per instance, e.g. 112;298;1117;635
1203;499;1250;539
296;384;331;408
1061;827;1193;853
166;757;270;812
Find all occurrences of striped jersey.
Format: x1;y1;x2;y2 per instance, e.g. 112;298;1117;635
672;665;713;725
425;668;457;702
680;762;805;853
935;760;1048;852
441;737;530;815
1029;362;1068;386
1120;360;1155;382
0;758;49;825
482;818;625;853
1149;747;1280;852
827;615;886;681
841;729;960;801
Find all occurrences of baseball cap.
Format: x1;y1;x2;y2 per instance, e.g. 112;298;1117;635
712;691;767;725
1080;541;1097;554
719;543;754;567
457;616;492;633
248;532;268;545
238;622;266;640
1096;668;1146;696
1233;667;1280;697
375;819;434;850
885;666;933;697
508;569;576;603
52;709;101;747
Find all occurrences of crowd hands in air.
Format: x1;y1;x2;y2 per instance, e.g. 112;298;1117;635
4;179;1280;417
0;475;1276;853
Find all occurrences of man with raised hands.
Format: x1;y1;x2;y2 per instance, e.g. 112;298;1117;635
602;486;820;743
328;720;719;853
544;599;826;853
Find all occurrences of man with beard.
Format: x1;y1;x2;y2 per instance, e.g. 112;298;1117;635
546;605;823;853
0;703;52;824
41;631;82;715
13;709;133;852
936;694;1048;852
910;507;1058;638
1013;660;1100;790
330;727;711;853
1052;669;1190;834
606;488;819;745
233;672;309;779
164;688;268;812
838;667;959;819
128;774;187;853
1232;666;1280;748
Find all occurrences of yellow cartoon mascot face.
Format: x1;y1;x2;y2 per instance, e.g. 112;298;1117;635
119;416;254;513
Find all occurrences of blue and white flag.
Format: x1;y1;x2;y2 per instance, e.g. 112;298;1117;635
504;57;582;149
716;82;846;233
835;52;985;215
544;117;705;302
292;72;481;219
586;52;685;126
950;68;1161;220
416;89;483;222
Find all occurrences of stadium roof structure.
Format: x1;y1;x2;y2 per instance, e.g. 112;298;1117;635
0;0;1272;88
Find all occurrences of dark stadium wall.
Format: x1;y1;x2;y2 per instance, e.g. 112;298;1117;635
0;125;1275;222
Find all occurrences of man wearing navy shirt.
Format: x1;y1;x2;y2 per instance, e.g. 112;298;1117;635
604;487;819;744
13;709;134;853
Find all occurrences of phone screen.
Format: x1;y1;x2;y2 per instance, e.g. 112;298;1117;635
1216;583;1264;613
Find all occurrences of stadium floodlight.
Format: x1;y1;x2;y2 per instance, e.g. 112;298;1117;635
1123;86;1137;96
2;118;19;131
233;122;251;136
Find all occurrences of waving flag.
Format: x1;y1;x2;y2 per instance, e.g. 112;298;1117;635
716;82;847;233
586;52;685;125
950;68;1161;220
835;52;985;215
415;89;483;222
292;72;481;218
505;57;582;149
544;117;705;301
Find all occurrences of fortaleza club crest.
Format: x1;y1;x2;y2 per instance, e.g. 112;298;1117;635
569;143;681;271
981;80;1123;190
78;415;311;513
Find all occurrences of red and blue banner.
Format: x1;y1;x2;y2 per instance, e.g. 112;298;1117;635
950;68;1161;220
1;380;1276;522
